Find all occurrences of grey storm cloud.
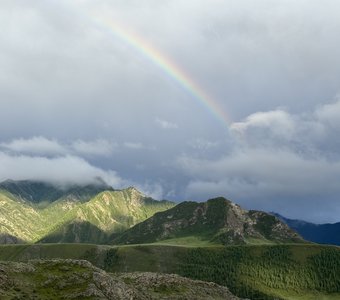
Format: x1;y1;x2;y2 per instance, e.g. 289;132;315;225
180;99;340;223
1;0;340;222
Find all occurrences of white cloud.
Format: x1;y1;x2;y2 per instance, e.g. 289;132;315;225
134;182;164;200
188;138;219;150
71;139;117;156
315;97;340;129
123;142;145;150
0;152;123;187
230;110;296;139
180;148;340;192
0;136;67;156
228;100;340;153
0;148;165;199
0;137;117;157
155;118;178;129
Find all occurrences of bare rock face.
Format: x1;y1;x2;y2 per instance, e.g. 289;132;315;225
118;272;243;300
0;259;243;300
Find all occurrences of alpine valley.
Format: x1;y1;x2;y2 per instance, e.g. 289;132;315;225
1;180;340;300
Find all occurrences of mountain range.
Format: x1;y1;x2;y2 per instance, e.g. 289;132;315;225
2;179;340;300
273;213;340;246
0;179;174;244
0;179;303;246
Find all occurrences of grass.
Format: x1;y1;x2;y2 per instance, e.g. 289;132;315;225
152;236;221;247
0;243;102;262
262;290;340;300
1;243;340;300
245;237;276;245
0;244;31;260
0;260;98;300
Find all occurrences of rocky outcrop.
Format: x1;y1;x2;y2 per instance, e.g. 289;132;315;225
0;259;243;299
114;197;304;245
118;272;243;299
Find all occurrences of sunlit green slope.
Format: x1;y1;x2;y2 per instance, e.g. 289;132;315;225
0;181;174;244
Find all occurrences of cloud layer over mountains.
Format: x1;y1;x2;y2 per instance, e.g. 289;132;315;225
1;0;340;222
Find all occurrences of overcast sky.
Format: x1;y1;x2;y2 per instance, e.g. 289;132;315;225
1;0;340;222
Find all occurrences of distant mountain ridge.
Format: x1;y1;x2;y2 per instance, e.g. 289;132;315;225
273;213;340;246
0;180;174;244
114;197;304;245
0;178;113;203
0;179;308;247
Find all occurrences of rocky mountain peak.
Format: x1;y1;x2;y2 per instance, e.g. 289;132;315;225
126;186;144;195
114;197;304;245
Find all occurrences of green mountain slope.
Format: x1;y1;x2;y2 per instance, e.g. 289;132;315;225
0;192;43;242
0;243;339;300
114;197;304;245
0;181;175;244
38;188;174;244
274;212;340;246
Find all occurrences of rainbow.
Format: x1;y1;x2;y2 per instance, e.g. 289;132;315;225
64;2;231;127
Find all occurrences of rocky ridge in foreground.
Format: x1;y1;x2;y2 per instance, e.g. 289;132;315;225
0;259;243;299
